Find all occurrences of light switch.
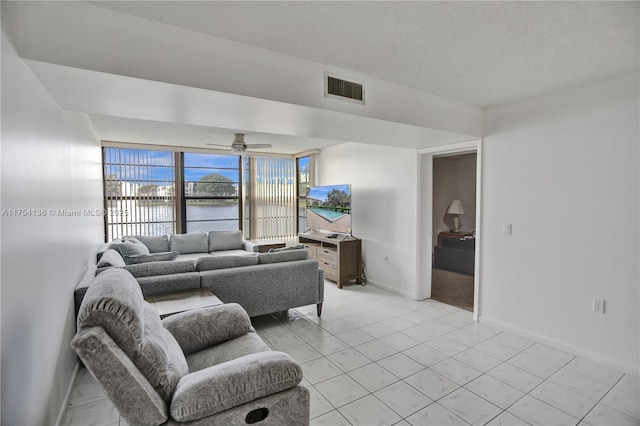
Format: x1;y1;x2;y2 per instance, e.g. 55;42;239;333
503;224;512;235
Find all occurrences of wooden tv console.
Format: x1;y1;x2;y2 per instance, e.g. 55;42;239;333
298;231;362;289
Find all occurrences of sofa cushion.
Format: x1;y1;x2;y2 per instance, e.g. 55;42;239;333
139;304;190;401
128;235;170;254
208;231;243;252
96;239;129;262
77;268;188;402
119;238;151;257
170;233;208;254
170;352;302;422
162;303;254;355
185;332;270;373
124;251;179;265
123;260;196;278
257;250;308;264
209;250;255;258
136;273;201;298
195;255;258;272
97;249;126;268
174;253;213;262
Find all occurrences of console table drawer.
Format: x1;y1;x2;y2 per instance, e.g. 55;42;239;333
318;262;338;279
317;249;338;265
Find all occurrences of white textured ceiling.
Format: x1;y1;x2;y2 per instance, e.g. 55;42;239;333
91;0;639;107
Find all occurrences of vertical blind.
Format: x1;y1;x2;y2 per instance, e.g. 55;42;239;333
103;147;176;240
250;157;296;239
103;145;303;242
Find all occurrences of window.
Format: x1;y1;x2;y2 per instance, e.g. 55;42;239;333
103;147;176;240
182;153;241;233
102;145;309;242
247;157;296;239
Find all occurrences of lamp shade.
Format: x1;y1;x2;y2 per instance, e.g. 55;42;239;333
447;199;465;215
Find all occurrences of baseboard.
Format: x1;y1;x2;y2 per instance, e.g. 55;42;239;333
367;279;416;300
479;315;640;377
55;360;80;426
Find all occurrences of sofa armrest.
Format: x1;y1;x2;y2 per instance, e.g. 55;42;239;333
72;327;168;426
242;240;260;252
162;303;252;355
170;351;302;422
74;266;98;319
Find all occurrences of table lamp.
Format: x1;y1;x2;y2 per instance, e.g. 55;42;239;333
447;199;465;232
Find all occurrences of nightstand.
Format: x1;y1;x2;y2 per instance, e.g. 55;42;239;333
438;231;472;246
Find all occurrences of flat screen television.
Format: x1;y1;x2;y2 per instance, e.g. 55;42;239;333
305;184;351;235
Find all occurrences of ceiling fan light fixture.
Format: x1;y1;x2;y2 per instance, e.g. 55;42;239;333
205;132;271;154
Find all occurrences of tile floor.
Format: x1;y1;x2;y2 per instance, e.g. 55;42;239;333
62;281;639;426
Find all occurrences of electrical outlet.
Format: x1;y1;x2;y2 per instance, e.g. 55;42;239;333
592;298;605;314
503;224;512;235
384;256;389;262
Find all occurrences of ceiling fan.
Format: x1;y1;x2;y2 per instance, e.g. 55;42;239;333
206;133;272;154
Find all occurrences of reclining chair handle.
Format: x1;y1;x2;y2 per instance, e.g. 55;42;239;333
245;407;269;424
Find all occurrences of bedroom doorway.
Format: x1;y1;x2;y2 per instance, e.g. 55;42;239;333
431;153;477;312
416;139;481;320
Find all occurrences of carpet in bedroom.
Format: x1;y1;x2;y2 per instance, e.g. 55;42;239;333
431;268;474;312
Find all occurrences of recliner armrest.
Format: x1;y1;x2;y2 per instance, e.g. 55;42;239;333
162;303;252;355
170;351;302;422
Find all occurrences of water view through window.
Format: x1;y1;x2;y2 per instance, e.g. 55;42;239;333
183;153;240;233
103;148;176;239
103;147;308;241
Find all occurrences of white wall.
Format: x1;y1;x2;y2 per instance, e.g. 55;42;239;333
318;143;418;298
481;73;639;373
0;25;104;425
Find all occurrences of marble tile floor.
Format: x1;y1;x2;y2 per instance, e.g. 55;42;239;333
62;281;639;426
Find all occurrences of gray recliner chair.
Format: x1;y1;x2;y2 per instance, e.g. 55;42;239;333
71;268;309;426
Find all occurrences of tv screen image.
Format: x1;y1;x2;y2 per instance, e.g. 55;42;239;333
306;184;351;234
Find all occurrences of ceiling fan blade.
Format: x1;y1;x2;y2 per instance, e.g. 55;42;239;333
205;143;231;148
246;144;272;149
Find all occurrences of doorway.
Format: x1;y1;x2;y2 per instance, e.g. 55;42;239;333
416;139;481;320
431;153;477;311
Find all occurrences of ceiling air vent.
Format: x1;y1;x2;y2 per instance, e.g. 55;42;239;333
325;74;364;104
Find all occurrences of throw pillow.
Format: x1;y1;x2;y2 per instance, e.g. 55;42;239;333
170;233;208;254
126;235;170;254
118;237;151;257
97;249;126;268
208;231;243;252
123;251;179;265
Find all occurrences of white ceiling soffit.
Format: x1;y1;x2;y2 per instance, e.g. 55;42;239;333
90;1;640;107
27;60;471;151
90;115;337;156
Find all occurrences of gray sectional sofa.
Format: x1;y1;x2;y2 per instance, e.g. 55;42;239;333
74;231;324;318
